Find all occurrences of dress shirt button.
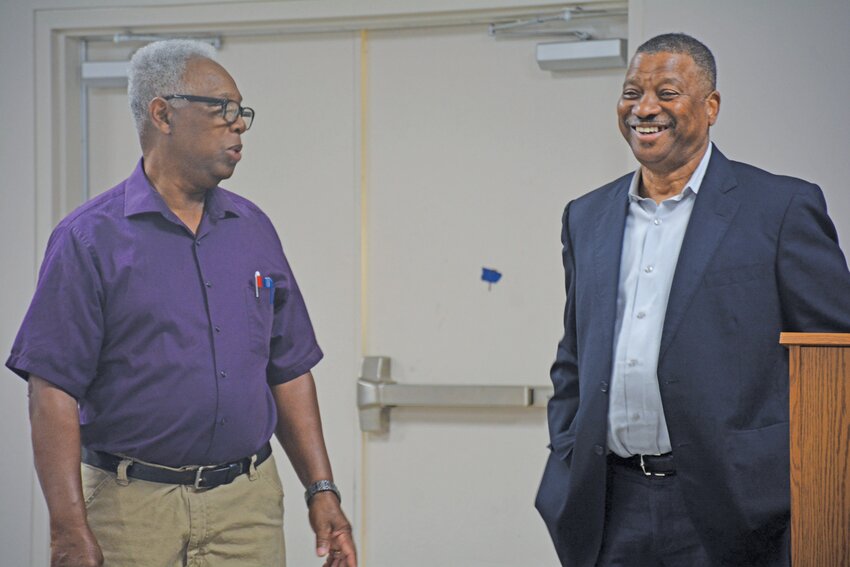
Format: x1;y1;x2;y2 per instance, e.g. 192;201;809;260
600;381;609;393
627;359;638;367
636;311;646;319
205;281;212;288
644;265;654;273
214;325;221;333
594;445;604;456
194;241;200;247
219;418;227;426
219;370;227;378
632;413;641;422
653;218;661;226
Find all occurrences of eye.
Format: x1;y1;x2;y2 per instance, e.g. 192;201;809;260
621;89;640;100
659;90;679;100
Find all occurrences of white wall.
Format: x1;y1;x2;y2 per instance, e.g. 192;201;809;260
2;0;849;565
1;1;39;564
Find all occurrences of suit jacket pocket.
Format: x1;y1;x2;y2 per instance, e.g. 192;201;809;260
549;429;577;463
703;262;772;288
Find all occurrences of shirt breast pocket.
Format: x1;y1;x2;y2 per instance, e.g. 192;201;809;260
244;286;274;358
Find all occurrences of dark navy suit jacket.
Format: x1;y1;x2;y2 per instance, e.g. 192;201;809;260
535;147;850;566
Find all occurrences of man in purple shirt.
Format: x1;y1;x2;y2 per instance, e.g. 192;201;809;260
7;40;356;567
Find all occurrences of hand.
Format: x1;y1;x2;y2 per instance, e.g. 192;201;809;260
309;492;357;567
50;523;103;567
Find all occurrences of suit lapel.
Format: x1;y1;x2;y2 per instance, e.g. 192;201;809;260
658;149;740;362
592;177;630;350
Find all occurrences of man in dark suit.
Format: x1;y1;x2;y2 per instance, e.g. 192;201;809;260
535;33;850;566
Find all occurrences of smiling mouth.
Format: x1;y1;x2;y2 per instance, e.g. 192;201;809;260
632;124;669;135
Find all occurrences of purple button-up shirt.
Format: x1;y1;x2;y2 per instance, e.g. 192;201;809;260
7;160;323;467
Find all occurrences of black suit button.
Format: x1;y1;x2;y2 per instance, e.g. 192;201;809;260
594;445;604;455
600;381;609;393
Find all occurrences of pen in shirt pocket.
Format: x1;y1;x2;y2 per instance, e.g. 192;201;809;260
263;276;274;305
253;271;275;304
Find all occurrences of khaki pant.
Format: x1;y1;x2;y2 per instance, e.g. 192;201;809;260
82;455;286;567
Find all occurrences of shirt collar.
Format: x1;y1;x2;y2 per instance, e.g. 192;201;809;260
628;142;714;202
124;158;241;220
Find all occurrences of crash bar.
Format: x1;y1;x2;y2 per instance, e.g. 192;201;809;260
357;356;553;433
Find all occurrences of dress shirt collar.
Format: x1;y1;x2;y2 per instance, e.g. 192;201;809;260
124;158;240;220
628;142;714;203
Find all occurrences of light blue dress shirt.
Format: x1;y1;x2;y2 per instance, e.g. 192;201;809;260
607;143;713;457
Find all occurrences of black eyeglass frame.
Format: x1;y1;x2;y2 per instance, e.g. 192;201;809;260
162;94;255;130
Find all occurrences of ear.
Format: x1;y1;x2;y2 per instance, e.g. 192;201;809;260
148;97;172;134
706;90;721;126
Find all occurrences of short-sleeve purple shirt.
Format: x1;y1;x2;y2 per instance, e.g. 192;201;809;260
7;160;323;467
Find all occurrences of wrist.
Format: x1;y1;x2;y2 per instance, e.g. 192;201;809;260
304;479;340;505
50;517;91;535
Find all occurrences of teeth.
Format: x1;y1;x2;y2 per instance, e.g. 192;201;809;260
635;126;663;134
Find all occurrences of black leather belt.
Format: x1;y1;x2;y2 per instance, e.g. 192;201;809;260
81;443;272;489
609;452;676;477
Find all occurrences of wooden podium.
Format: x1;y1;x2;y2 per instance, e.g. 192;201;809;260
780;333;850;566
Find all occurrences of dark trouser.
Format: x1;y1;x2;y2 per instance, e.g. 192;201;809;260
595;458;712;567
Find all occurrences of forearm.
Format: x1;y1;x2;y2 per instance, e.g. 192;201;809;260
272;372;356;565
271;372;334;487
29;375;88;530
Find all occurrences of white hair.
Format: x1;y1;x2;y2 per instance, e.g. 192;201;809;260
127;39;217;135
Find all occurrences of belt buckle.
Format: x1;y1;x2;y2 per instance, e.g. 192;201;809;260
639;454;667;477
194;465;214;489
194;462;243;489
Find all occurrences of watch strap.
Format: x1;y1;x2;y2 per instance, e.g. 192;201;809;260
304;479;341;505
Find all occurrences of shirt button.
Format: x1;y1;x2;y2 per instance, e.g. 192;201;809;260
205;281;212;288
219;370;227;378
653;218;661;226
220;418;227;426
195;241;200;247
644;265;654;273
636;311;646;319
632;413;641;422
214;325;221;333
594;445;604;456
628;359;638;367
600;381;609;393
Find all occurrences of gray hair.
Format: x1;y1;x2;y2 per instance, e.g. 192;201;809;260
127;39;217;134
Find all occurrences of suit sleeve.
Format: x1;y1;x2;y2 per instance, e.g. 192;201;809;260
777;184;850;331
547;203;581;447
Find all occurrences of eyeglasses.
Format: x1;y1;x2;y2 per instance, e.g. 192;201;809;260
162;94;255;131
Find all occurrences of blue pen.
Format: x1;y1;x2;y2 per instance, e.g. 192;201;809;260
263;277;274;305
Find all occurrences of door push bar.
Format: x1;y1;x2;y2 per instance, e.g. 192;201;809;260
357;356;554;433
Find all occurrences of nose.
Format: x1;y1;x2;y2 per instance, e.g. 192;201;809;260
230;114;247;134
632;92;661;119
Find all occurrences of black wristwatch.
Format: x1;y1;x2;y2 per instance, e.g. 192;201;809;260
304;480;341;505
